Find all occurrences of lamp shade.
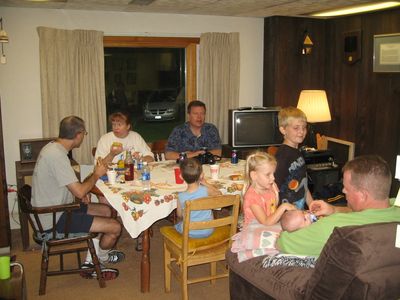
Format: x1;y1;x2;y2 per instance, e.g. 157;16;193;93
297;90;332;123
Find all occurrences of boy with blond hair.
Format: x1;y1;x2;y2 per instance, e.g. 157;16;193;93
275;107;313;209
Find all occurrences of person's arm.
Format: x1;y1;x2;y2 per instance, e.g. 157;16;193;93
309;200;351;216
209;149;222;157
250;202;296;226
201;178;222;197
305;189;314;206
67;160;107;199
131;132;155;162
101;144;123;165
204;124;222;156
176;197;183;218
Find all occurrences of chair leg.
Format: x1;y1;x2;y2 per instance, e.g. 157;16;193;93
88;239;106;288
210;262;217;285
181;261;188;300
39;247;49;295
163;242;171;293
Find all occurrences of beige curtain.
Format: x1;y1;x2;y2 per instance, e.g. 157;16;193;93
37;27;107;164
198;32;240;144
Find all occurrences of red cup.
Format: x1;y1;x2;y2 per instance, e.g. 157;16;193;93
174;167;184;184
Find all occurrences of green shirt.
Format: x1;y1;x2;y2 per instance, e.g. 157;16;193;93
277;205;400;256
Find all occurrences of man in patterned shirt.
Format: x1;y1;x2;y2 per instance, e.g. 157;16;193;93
165;100;222;160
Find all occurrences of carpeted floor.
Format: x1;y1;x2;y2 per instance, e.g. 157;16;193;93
10;220;230;300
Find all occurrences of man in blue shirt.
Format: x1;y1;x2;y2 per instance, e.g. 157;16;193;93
165;100;222;160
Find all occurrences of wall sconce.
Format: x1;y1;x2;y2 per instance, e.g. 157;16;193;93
301;32;313;55
297;90;332;148
0;18;9;64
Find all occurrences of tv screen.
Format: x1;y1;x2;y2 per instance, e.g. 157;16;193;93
228;109;282;147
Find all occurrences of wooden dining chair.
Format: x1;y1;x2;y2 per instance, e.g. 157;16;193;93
17;184;105;295
160;194;240;300
151;139;168;162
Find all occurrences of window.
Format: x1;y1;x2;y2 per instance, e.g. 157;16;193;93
104;36;199;142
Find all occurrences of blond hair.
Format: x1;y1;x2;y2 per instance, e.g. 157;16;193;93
243;151;277;194
278;106;307;128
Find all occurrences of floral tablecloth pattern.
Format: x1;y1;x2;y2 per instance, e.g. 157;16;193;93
96;159;246;238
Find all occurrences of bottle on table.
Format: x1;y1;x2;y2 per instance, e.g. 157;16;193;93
231;149;238;164
142;162;151;191
124;150;134;181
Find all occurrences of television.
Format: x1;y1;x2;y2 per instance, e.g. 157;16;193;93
228;108;282;147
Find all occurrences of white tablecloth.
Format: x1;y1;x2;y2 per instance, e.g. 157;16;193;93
96;159;246;238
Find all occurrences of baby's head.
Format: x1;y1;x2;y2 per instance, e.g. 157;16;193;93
180;158;203;184
281;210;315;232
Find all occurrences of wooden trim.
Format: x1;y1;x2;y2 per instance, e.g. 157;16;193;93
104;36;200;48
186;43;197;102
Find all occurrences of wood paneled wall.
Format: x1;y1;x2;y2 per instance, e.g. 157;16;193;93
264;9;400;196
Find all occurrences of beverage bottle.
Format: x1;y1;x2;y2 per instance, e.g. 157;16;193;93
137;158;143;173
124;150;134;181
142;162;151;191
231;149;238;164
117;153;125;169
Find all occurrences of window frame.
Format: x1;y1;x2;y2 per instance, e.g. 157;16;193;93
103;36;199;102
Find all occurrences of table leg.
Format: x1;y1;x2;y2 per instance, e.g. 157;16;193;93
141;229;150;292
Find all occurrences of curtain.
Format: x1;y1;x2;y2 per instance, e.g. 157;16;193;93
37;27;107;164
198;32;240;144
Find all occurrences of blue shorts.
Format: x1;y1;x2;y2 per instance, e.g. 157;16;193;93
55;203;94;234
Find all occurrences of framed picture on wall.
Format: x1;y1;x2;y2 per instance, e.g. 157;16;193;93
373;33;400;72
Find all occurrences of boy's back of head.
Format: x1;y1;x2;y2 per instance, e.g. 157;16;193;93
278;106;307;128
180;158;202;184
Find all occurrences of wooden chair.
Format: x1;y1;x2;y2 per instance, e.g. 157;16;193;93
17;185;105;295
266;146;278;156
151;139;168;162
160;194;240;300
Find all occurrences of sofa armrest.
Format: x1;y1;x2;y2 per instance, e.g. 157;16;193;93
305;222;400;299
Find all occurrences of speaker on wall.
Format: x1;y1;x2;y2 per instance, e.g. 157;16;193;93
343;30;362;65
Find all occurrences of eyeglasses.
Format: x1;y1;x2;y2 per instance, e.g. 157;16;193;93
80;130;88;136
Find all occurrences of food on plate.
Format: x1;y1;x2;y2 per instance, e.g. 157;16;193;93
229;174;243;181
112;142;123;147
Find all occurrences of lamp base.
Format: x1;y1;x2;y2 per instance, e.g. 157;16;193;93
302;123;317;149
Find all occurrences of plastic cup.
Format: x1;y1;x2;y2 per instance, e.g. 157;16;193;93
174;167;184;184
210;164;220;180
0;256;10;280
107;170;117;185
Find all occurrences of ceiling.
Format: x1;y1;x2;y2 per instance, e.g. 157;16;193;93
0;0;379;18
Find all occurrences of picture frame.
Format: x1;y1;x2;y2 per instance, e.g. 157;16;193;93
373;33;400;73
19;138;55;163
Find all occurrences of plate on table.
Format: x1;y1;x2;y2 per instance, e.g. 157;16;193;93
228;174;244;181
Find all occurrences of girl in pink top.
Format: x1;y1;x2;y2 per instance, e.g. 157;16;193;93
243;152;295;226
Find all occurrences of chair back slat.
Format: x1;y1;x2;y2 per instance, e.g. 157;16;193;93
151;139;168;162
182;194;240;255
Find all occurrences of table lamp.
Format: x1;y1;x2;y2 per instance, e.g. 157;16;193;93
297;90;332;149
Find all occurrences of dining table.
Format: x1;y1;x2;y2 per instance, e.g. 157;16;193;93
95;158;246;293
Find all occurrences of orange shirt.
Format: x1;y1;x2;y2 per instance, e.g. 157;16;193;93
243;184;279;225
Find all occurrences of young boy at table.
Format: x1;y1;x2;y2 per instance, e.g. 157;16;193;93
174;158;222;238
275;107;313;209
